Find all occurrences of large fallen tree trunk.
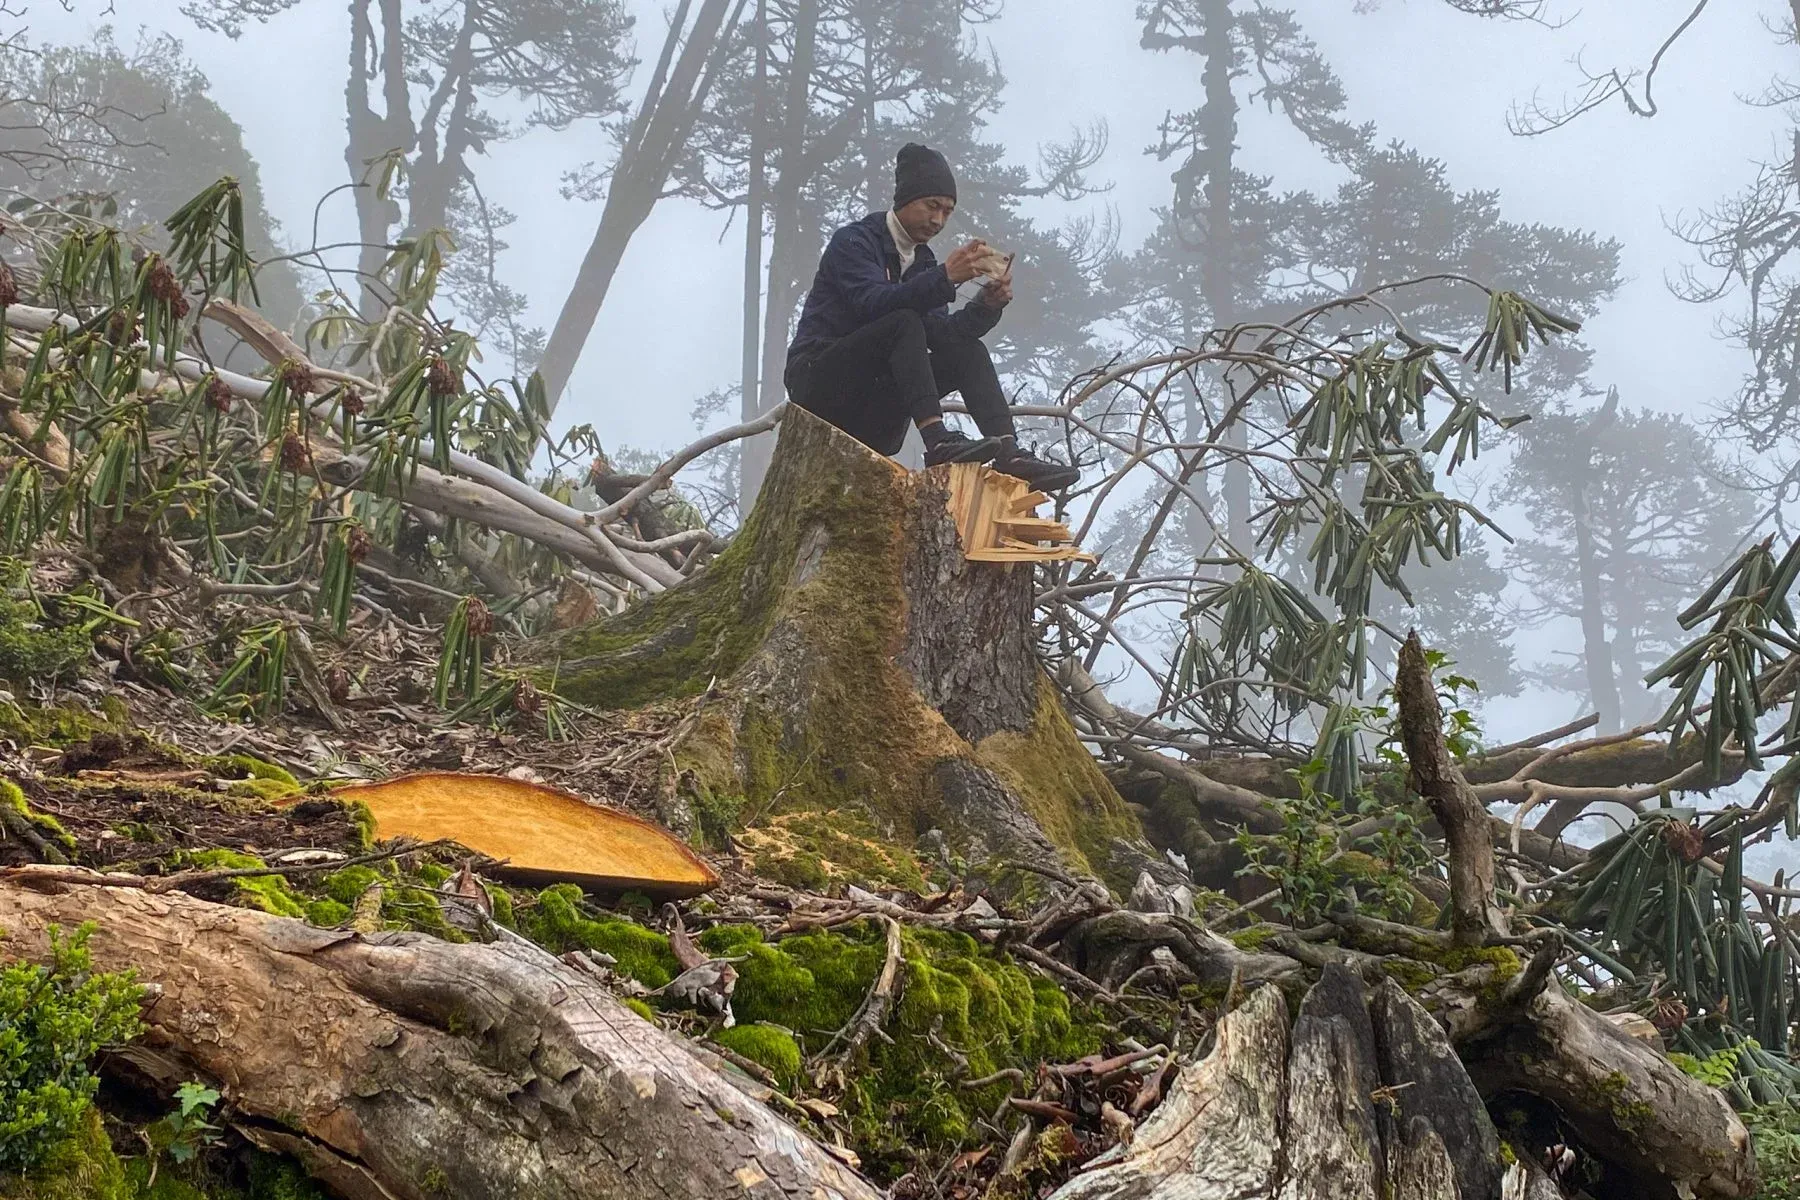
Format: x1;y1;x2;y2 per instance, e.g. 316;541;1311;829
0;879;881;1200
529;406;1144;887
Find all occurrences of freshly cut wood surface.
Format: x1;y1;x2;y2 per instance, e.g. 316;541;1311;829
332;771;720;896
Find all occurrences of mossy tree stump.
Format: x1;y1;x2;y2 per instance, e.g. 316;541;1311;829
533;408;1141;889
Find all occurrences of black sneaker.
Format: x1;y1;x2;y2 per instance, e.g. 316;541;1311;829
993;442;1081;491
922;429;1002;466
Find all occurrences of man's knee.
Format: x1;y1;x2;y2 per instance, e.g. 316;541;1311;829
926;321;989;360
872;308;927;345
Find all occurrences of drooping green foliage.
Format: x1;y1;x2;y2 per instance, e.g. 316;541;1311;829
1556;803;1800;1104
0;924;144;1173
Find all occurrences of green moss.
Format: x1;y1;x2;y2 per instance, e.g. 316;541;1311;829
1380;958;1441;991
121;1160;209;1200
1;779;76;854
0;699;112;748
1228;924;1278;952
246;1154;329;1200
483;885;515;930
623;998;656;1022
0;1109;132;1200
1596;1069;1656;1131
185;850;306;919
345;800;376;850
704;920;1100;1165
711;1024;803;1088
1431;944;1522;977
972;681;1143;887
1498;1142;1517;1166
737;808;926;893
224;779;300;803
303;899;349;927
218;756;298;788
419;1166;448;1196
519;885;679;986
383;886;465;942
322;866;381;906
414;862;451;887
0;567;92;686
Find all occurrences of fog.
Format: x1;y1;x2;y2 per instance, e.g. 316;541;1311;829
8;0;1796;756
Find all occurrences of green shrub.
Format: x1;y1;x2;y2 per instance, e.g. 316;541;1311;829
1749;1102;1800;1200
0;923;144;1172
0;563;90;684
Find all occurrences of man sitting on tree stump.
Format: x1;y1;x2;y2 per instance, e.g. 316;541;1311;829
783;142;1082;492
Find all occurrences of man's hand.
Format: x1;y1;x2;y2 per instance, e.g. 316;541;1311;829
980;255;1014;308
944;239;989;285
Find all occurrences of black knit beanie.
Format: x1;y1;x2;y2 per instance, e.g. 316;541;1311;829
893;143;956;210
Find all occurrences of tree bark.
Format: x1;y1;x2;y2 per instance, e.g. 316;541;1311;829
743;0;822;510
1279;963;1384;1200
1197;0;1250;554
344;0;405;322
1396;630;1509;945
0;880;880;1200
1463;984;1758;1200
1049;983;1289;1199
1046;965;1758;1200
740;0;770;463
1371;978;1504;1200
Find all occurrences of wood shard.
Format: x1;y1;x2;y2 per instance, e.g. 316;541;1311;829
328;772;719;897
945;463;1095;563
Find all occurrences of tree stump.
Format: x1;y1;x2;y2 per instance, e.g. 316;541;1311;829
534;407;1141;887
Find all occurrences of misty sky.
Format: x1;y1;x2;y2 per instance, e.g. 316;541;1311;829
24;0;1797;743
30;1;1788;448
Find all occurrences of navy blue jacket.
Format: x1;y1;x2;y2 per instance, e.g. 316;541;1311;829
785;211;1003;373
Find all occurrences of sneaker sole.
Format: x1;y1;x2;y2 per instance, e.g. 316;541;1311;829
994;462;1081;492
924;438;1003;467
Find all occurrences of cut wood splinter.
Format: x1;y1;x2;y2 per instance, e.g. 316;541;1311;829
946;462;1094;563
328;772;719;897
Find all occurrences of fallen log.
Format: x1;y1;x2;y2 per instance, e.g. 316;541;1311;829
1046;964;1757;1200
1463;983;1758;1200
0;880;880;1200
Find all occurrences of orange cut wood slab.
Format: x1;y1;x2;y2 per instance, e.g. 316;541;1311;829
330;772;720;897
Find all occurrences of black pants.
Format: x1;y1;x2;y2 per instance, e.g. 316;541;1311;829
785;309;1015;456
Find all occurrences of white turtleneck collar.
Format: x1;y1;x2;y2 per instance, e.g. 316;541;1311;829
885;209;919;275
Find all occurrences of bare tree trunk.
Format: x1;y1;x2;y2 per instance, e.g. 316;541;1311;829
1050;983;1289;1198
343;0;405;322
742;0;821;510
740;0;770;447
402;0;478;240
1463;984;1758;1200
536;0;742;417
1396;631;1508;946
1573;390;1622;733
1049;963;1756;1200
1196;0;1250;553
0;881;882;1200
